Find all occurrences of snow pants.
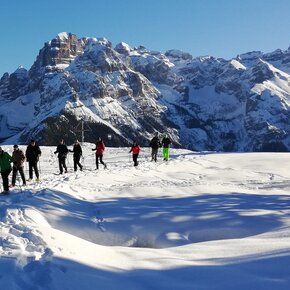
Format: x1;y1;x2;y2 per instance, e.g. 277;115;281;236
12;166;26;186
151;148;158;162
1;169;11;191
133;154;139;166
96;154;105;169
58;157;67;174
73;155;83;171
28;161;39;179
163;148;170;161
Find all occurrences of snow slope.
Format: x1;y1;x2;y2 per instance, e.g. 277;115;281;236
0;144;290;289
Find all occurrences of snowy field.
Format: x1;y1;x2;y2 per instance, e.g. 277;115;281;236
0;144;290;290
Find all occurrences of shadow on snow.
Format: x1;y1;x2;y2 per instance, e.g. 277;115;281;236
1;250;290;290
1;189;290;248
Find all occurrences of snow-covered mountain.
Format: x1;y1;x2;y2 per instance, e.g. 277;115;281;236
0;32;289;151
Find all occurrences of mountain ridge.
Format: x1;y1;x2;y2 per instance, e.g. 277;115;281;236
0;32;289;151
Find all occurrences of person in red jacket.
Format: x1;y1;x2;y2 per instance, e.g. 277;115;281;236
129;141;141;167
92;137;107;170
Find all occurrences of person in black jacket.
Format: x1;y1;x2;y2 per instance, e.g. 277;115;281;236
25;139;41;181
149;132;161;162
54;139;69;174
70;140;83;171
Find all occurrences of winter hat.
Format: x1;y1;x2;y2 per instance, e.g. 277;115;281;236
13;144;18;149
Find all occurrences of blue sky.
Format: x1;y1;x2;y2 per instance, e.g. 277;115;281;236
1;0;290;76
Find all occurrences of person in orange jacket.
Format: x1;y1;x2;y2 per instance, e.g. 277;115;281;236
129;141;141;167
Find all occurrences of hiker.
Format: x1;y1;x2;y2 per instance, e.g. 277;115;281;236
129;141;141;166
54;139;69;174
92;137;107;170
25;139;41;181
161;134;172;161
0;147;13;194
11;145;26;187
70;140;83;171
149;132;161;162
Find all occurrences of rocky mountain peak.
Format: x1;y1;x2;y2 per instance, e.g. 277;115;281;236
75;37;127;74
0;66;29;103
56;32;71;41
237;51;263;62
165;49;193;61
248;59;276;84
115;42;132;55
0;72;9;82
29;32;85;82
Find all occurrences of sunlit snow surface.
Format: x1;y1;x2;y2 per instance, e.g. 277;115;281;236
0;144;289;289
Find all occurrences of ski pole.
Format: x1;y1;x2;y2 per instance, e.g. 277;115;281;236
82;156;85;170
17;175;23;194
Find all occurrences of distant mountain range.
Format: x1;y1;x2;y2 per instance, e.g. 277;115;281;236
0;32;289;151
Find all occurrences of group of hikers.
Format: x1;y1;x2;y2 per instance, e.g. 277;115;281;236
0;140;41;195
55;137;108;174
0;133;172;195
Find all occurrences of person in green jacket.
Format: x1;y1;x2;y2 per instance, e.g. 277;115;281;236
0;147;13;194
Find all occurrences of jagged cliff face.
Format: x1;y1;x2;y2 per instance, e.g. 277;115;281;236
0;32;289;151
29;32;86;89
0;67;29;103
